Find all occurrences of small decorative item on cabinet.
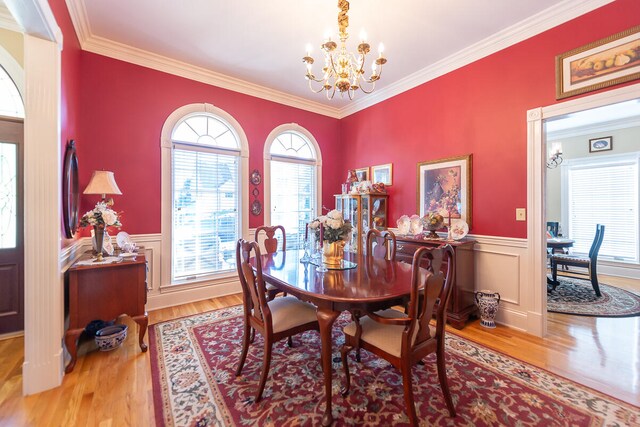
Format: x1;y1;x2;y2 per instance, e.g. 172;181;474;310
409;214;423;236
95;324;128;351
422;212;444;239
475;290;501;329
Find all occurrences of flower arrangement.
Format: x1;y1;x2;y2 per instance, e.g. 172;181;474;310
309;209;353;243
79;202;122;229
422;212;444;230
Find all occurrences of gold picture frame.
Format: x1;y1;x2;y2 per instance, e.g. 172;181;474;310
556;25;640;100
417;154;472;228
371;163;393;186
354;167;369;182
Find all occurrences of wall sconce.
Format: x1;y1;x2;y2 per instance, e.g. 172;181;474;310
547;142;563;169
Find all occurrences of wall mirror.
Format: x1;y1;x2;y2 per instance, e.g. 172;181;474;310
63;140;79;238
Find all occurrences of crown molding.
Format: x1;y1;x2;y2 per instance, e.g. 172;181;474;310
339;0;615;117
65;0;613;120
0;4;22;32
547;116;640;140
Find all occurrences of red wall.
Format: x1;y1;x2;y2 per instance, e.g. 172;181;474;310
49;0;82;245
341;0;640;238
76;53;342;234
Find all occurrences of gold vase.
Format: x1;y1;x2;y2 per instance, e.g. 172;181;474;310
322;240;345;266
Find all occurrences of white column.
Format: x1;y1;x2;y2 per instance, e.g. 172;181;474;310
22;33;63;395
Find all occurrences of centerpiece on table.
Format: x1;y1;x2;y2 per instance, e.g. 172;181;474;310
79;201;122;261
422;211;444;239
309;209;353;266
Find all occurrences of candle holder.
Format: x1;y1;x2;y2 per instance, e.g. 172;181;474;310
300;236;311;263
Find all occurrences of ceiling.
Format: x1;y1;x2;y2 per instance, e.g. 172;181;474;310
3;0;615;116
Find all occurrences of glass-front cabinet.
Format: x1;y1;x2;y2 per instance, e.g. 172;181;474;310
335;193;389;253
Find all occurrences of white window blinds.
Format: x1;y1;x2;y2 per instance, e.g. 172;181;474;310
172;148;239;280
270;160;316;250
565;154;639;263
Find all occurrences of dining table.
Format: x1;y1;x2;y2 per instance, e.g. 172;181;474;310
253;249;426;426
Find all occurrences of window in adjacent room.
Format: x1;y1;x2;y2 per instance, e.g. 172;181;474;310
562;152;639;263
170;112;242;282
265;125;322;250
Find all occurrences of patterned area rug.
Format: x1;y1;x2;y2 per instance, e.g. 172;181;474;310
149;306;639;426
547;277;640;317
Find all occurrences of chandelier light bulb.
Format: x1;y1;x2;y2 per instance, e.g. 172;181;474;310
324;28;332;41
305;43;312;56
378;43;385;55
359;29;367;43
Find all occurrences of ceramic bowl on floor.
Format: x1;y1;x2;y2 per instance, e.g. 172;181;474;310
95;324;128;351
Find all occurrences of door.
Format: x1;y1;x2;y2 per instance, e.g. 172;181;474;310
0;117;23;334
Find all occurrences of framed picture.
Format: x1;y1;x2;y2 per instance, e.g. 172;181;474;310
371;163;393;185
417;154;472;228
354;167;369;182
589;136;613;153
556;25;640;100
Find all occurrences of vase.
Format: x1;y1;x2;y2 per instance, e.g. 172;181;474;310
322;240;345;267
93;226;105;261
475;290;500;328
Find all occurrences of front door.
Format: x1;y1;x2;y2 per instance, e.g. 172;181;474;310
0;117;23;335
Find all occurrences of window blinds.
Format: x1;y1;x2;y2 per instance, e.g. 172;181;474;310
172;147;239;280
567;157;639;262
270;160;316;250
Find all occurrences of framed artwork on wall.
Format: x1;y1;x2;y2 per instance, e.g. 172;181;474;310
355;167;369;182
589;136;613;152
371;163;393;185
556;25;640;100
417;154;472;228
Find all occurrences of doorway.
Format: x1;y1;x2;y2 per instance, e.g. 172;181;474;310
0;116;23;335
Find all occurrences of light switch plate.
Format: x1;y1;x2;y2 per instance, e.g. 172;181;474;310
516;208;526;221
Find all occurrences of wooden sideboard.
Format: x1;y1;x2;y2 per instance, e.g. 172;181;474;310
64;252;148;373
395;235;477;329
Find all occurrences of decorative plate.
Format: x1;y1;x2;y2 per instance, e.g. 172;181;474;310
250;169;262;185
251;199;262;215
116;231;133;249
450;219;469;240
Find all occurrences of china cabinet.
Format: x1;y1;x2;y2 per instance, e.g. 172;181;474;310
335;193;388;253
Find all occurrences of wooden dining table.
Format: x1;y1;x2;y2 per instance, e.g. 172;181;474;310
254;249;425;426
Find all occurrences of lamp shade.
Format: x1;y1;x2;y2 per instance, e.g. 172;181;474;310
83;170;122;196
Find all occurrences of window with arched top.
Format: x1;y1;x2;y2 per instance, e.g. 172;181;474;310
0;65;24;118
161;104;249;285
264;125;322;249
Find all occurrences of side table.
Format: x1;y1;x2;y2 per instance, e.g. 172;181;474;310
64;252;148;373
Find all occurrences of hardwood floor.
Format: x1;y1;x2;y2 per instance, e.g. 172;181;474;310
0;276;638;426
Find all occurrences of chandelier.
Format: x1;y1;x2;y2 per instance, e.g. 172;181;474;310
303;0;387;100
546;142;564;169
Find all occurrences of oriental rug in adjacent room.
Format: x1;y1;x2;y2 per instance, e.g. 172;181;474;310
149;306;639;426
547;277;640;317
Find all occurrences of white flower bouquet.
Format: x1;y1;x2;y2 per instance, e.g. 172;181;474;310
79;201;122;229
309;209;353;243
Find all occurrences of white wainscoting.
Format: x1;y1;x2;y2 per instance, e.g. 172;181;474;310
61;231;534;331
469;234;530;332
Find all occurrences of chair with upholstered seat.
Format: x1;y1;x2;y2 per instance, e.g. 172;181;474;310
550;224;605;297
366;228;396;260
255;225;287;300
340;244;457;425
235;239;319;402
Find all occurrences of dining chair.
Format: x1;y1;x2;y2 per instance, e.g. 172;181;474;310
550;224;605;296
340;244;457;425
235;239;319;402
366;228;396;260
255;225;286;301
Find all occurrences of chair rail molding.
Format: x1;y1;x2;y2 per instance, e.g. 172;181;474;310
527;83;640;338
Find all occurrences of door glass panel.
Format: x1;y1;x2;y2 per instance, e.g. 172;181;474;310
0;142;16;249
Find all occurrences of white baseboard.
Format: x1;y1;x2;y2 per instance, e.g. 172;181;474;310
148;279;241;311
22;348;63;395
0;330;24;341
598;261;640;280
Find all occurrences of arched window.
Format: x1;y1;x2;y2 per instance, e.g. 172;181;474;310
161;104;249;285
264;124;322;249
0;65;24;118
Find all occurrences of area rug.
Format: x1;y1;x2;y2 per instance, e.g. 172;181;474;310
149;306;639;426
547;276;640;317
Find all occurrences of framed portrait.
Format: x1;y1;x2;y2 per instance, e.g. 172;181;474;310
589;136;613;153
355;167;369;182
417;154;472;228
371;163;393;185
556;25;640;100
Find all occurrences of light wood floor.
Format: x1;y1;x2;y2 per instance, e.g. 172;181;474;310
1;276;638;426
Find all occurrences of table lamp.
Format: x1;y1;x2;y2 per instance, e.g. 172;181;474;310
83;170;122;205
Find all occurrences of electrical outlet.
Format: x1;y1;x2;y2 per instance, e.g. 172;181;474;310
516;208;526;221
